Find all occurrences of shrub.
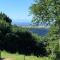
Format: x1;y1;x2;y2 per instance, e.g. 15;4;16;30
1;31;48;56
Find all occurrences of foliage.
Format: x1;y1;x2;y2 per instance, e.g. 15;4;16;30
0;13;12;52
0;20;11;35
0;12;12;36
29;0;60;27
0;31;48;56
32;33;43;42
11;25;28;33
0;12;12;58
0;12;49;57
0;12;12;24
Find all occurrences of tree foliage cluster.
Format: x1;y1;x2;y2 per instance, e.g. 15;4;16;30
0;12;12;24
30;0;60;26
30;0;60;59
0;12;48;56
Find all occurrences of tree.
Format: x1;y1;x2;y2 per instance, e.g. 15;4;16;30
0;20;11;34
0;12;12;34
0;12;12;59
0;12;12;24
29;0;60;58
30;0;60;28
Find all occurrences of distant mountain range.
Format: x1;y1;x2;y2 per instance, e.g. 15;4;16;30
12;20;49;27
12;22;31;26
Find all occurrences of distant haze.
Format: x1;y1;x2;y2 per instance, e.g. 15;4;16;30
12;19;32;26
12;19;49;27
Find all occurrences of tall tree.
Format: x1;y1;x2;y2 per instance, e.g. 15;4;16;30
30;0;60;28
0;12;12;34
29;0;60;58
0;12;12;59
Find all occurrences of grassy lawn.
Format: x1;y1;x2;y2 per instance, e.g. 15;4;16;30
1;51;52;60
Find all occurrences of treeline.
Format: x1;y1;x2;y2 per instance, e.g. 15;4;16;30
0;12;49;56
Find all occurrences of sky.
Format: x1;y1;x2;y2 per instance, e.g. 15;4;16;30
0;0;33;22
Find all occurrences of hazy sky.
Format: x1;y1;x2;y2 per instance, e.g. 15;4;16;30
0;0;33;22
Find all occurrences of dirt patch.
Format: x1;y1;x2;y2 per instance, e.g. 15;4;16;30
3;58;14;60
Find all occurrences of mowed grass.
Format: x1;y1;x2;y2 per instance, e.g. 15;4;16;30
1;51;52;60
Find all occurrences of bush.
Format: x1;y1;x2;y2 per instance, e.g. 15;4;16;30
0;31;48;56
4;33;19;53
3;32;36;55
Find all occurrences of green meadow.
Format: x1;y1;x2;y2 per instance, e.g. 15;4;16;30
1;51;52;60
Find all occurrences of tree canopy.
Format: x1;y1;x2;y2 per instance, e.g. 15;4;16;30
0;12;12;24
0;12;12;35
30;0;60;26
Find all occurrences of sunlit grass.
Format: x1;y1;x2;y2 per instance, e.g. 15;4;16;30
1;51;52;60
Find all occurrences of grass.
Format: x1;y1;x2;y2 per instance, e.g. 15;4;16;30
1;51;52;60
